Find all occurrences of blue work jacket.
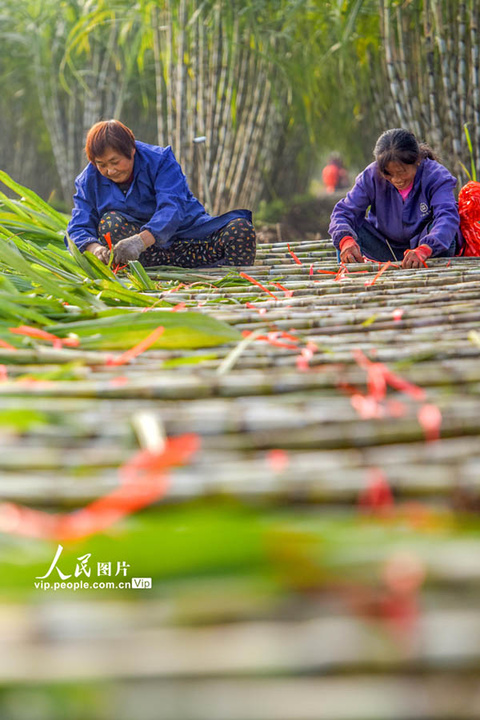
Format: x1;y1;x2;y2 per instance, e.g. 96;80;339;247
65;141;252;252
329;158;461;256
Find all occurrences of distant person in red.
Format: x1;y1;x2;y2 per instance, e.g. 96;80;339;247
322;153;349;193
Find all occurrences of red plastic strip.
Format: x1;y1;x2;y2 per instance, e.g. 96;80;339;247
0;434;199;541
316;269;338;276
417;403;442;441
245;302;267;316
271;282;294;298
359;467;394;515
241;330;298;350
287;244;303;265
364;261;392;287
9;325;79;349
0;339;17;351
266;449;290;472
239;272;279;300
107;326;165;366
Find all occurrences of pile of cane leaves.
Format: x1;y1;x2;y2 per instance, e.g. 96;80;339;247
0;172;241;351
0;170;68;244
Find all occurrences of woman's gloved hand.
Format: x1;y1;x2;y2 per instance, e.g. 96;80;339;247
85;242;110;265
339;235;364;263
113;234;146;264
402;244;432;269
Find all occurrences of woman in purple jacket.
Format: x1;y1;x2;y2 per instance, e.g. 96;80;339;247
329;128;462;268
66;120;256;267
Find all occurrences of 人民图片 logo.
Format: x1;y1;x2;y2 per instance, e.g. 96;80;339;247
33;544;152;592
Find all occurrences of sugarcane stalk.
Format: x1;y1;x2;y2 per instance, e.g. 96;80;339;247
165;0;174;152
420;1;442;150
381;0;409;129
393;4;413;129
431;0;462;160
224;49;256;202
457;1;468;144
151;4;166;147
468;0;480;171
209;14;237;212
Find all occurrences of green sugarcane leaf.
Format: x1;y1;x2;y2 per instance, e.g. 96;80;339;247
45;243;90;275
12;243;84;284
127;260;158;290
83;251;128;287
0;239;93;308
162;353;218;368
0;408;49;432
66;237;104;280
0;169;69;227
0;293;57;325
0;192;32;220
0;274;19;295
0;220;62;241
48;309;241;349
7;205;66;233
96;283;166;307
0;207;61;235
464;123;477;182
459;161;472;182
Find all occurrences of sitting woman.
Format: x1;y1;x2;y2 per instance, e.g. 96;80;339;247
65;120;256;267
329;128;462;268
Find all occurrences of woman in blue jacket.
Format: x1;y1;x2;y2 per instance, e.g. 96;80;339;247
329;128;462;268
66;120;256;267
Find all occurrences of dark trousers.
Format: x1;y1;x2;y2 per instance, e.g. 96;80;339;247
98;212;256;268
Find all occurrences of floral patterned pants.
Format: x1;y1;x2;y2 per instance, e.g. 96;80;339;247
98;212;256;268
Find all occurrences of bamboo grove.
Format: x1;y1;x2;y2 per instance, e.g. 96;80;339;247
0;0;479;209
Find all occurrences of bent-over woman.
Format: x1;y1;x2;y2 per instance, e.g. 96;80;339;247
66;120;256;268
329;128;462;268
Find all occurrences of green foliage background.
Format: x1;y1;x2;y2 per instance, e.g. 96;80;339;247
0;0;383;209
0;1;478;209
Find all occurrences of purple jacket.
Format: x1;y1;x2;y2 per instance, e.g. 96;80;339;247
66;141;252;252
329;158;461;256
